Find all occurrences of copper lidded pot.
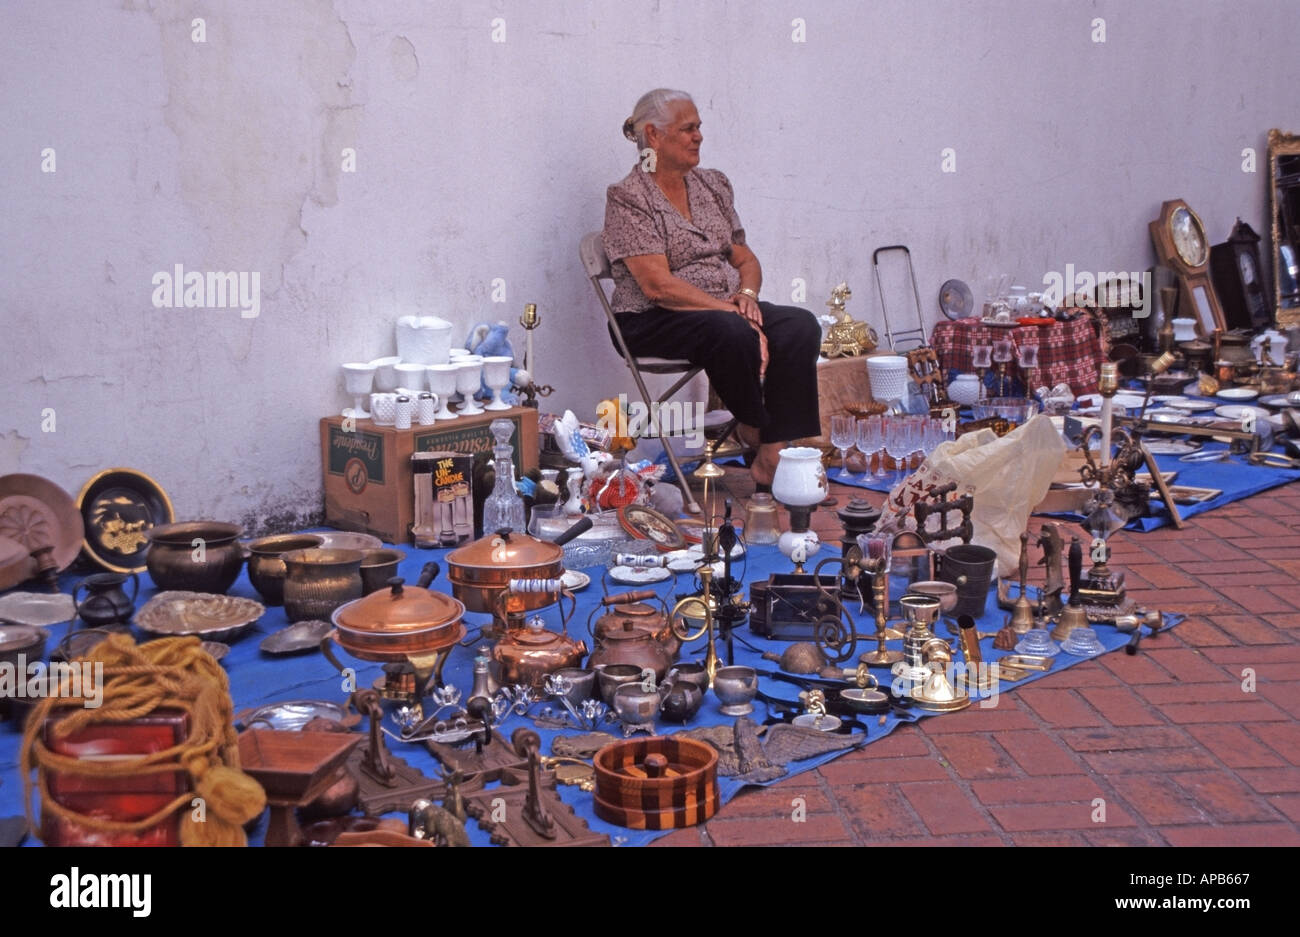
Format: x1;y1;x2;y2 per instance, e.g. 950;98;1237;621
445;519;592;623
328;568;465;663
492;616;587;688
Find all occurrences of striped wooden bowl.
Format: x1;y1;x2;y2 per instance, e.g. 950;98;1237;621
593;736;719;830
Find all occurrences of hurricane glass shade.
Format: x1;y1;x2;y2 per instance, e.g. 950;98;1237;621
771;447;828;508
426;365;459;419
1017;344;1039;368
856;533;891;573
991;339;1014;363
455;359;484;414
971;345;993;369
342;363;375;418
482;356;513;410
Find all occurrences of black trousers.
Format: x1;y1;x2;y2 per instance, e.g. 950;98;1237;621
612;302;822;444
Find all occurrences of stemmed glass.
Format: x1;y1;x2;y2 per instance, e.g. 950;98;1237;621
1017;342;1040;396
830;415;856;477
857;417;883;482
992;339;1014;397
884;419;910;487
972;345;993;401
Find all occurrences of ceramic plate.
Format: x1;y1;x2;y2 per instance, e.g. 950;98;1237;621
1110;393;1146;410
76;468;174;573
938;279;974;320
1217;387;1259;401
0;474;84;582
0;591;75;627
1214;405;1271;423
260;619;332;655
607;565;673;585
560;569;590;591
1159;396;1217;412
1258;393;1300;409
664;550;699;572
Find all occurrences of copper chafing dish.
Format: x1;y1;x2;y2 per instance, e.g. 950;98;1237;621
445;518;592;630
321;562;465;698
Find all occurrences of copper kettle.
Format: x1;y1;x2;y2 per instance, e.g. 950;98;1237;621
587;590;679;682
492;614;587;688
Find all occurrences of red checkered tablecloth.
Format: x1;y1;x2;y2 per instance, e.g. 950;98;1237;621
930;314;1103;395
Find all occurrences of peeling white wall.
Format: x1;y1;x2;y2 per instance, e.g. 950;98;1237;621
2;0;1296;530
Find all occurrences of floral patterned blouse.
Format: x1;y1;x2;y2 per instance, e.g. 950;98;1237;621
602;166;747;313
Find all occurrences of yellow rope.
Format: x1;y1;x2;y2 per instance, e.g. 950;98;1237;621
20;633;266;846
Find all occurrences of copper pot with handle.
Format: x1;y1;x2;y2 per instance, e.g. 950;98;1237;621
323;561;465;669
445;518;592;628
491;590;587;688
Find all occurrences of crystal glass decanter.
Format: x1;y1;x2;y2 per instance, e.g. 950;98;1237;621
482;419;526;533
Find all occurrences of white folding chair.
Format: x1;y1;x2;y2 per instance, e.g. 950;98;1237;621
580;231;745;515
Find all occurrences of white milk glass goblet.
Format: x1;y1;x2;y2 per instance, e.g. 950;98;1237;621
455;357;485;415
426;365;459;419
482;356;513;411
342;362;376;418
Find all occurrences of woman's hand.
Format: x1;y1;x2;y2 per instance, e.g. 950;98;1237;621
731;290;762;326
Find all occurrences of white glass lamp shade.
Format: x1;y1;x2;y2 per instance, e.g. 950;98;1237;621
771;446;829;507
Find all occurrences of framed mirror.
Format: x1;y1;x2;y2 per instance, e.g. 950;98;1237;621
1268;129;1300;328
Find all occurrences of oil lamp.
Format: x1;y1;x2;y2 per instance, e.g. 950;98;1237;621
770;446;829;569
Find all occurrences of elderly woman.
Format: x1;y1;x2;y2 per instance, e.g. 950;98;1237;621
602;88;822;488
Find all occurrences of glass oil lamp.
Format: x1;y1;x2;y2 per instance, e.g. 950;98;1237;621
770;446;829;569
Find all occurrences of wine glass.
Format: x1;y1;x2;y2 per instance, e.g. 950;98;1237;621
884;419;910;487
342;362;375;418
455;358;485;415
830;415;856;477
857;417;882;481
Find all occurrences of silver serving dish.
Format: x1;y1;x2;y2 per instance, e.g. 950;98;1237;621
237;699;350;731
134;591;264;643
315;531;384;552
259;619;332;655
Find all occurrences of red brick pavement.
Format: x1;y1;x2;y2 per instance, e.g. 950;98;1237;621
651;473;1300;847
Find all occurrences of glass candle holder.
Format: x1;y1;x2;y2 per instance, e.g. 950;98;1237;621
971;345;993;369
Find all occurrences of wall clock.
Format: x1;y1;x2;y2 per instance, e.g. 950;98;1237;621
1149;199;1225;337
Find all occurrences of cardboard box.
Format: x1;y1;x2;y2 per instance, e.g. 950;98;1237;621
322;407;538;544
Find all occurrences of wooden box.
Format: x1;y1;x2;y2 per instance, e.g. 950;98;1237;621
321;407;538;545
42;709;190;846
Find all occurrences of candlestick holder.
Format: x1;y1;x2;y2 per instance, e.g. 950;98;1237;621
972;344;993;401
991;338;1014;397
856;534;903;667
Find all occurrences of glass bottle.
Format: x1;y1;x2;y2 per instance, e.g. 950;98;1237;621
482;419;526;534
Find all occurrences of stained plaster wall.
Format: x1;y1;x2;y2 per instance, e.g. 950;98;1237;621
1;0;1296;531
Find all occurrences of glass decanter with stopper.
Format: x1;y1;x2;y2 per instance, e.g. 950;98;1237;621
482;419;526;533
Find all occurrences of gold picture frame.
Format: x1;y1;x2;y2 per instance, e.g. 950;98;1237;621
1268;129;1300;328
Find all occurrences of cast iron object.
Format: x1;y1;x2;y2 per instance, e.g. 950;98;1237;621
72;571;139;630
145;521;245;594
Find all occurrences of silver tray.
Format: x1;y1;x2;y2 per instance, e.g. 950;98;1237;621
260;619;332;655
135;591;264;643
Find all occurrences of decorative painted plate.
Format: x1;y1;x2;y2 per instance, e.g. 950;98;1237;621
617;504;687;551
77;468;174;573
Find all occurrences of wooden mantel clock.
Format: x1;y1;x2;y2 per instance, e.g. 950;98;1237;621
1149;199;1225;336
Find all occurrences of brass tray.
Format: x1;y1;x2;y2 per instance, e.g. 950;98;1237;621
76;467;174;574
135;591;264;643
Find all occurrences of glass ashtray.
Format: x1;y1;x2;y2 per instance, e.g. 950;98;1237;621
1014;629;1060;657
1060;627;1105;657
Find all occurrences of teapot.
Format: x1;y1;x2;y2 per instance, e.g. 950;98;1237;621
491;615;587;688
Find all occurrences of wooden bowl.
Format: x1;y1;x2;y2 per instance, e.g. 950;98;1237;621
593;736;718;830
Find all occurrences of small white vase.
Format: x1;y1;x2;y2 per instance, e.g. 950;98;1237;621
948;373;981;406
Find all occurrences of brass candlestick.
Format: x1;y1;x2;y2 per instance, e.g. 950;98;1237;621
858;553;902;667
